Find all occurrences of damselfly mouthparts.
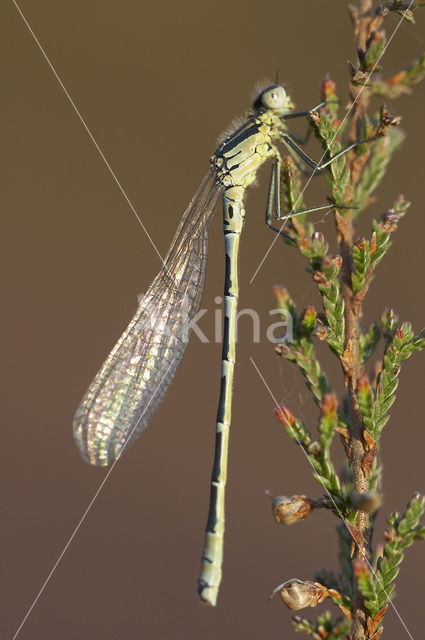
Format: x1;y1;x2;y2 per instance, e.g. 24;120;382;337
73;83;375;606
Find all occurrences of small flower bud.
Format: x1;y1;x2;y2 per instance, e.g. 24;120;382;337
274;404;296;428
311;232;329;255
281;156;293;170
393;327;404;344
357;374;372;394
273;285;290;307
312;271;329;286
380;308;398;332
311;231;325;244
302;305;317;331
270;580;334;610
355;236;368;251
320;75;336;100
321;393;338;420
384;527;397;543
269;494;314;525
303;305;317;320
352;557;369;579
351;491;383;514
331;254;343;269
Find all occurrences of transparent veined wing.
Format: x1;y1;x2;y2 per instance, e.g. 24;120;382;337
73;169;222;466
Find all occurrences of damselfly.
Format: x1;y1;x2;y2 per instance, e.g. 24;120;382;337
73;83;374;606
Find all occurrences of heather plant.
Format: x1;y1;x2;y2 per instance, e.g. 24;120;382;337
267;2;425;638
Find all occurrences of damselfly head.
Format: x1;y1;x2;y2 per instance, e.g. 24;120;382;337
253;84;293;114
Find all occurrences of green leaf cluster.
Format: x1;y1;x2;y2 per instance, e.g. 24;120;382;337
274;289;332;407
370;323;425;438
358;494;425;617
309;109;350;205
315;259;345;356
354;128;404;213
352;195;409;294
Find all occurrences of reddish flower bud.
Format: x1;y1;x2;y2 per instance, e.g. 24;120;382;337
320;75;336;99
281;156;293;169
302;305;317;331
352;557;369;579
394;327;404;341
355;237;368;251
312;271;329;286
357;375;371;393
274;404;296;428
303;305;317;320
384;527;397;543
273;285;290;307
332;254;343;269
321;393;338;420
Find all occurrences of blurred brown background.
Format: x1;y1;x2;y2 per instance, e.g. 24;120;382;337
3;1;424;638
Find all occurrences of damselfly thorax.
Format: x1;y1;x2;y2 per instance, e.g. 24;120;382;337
212;96;291;199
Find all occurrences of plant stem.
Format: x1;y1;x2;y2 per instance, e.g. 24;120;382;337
338;218;369;640
337;3;375;638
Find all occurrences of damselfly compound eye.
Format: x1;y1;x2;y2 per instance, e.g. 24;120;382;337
261;85;287;110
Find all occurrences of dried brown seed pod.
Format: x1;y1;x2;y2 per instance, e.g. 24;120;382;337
270;579;339;611
269;494;315;525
